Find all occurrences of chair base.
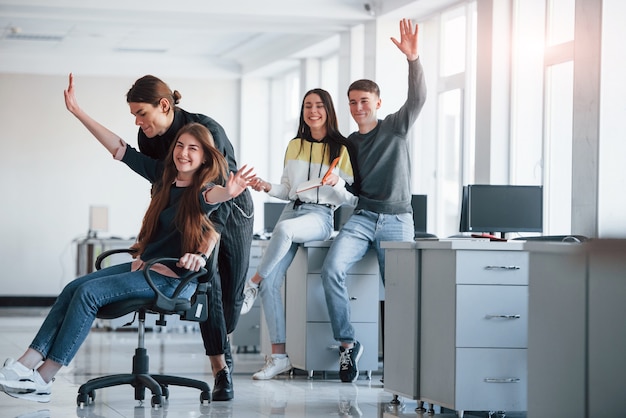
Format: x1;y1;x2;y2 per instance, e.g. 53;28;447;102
77;347;211;408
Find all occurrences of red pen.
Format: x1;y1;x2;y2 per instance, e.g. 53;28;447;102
322;157;340;184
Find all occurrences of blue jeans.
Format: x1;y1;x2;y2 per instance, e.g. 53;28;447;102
29;263;196;366
259;202;334;344
321;209;414;343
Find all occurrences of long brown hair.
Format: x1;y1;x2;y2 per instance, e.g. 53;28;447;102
296;88;345;162
134;123;228;257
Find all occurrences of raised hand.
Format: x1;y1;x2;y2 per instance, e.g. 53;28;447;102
225;164;255;198
390;18;419;61
63;73;81;115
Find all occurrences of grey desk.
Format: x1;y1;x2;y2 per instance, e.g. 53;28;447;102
76;237;136;276
383;240;528;417
525;239;626;418
285;241;380;378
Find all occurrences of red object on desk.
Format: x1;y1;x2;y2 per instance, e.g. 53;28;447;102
471;233;507;242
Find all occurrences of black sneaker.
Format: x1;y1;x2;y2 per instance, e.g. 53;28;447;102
339;341;363;383
212;367;234;401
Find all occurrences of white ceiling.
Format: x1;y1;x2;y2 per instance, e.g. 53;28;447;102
0;0;457;79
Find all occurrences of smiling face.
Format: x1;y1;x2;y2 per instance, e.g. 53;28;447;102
172;132;206;180
302;93;327;139
348;89;381;133
129;99;172;138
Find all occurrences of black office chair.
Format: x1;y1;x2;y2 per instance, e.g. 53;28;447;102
76;248;212;408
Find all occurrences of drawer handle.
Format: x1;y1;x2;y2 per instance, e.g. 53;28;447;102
349;297;357;301
484;377;521;383
484;265;521;270
485;314;521;320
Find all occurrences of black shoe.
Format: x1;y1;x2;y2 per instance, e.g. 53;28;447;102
212;367;234;401
339;341;363;383
224;339;234;374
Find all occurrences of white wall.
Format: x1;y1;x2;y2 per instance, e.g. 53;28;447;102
0;73;241;296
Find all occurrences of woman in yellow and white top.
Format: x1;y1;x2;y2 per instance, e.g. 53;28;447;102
243;88;357;380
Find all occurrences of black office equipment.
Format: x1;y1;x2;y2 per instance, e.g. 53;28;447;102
459;184;543;238
264;202;287;233
411;194;427;233
334;205;355;231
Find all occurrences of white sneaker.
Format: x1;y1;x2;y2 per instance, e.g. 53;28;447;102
6;371;52;403
240;282;259;315
0;358;36;394
252;355;292;380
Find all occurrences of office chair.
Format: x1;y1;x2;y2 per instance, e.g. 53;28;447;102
76;248;212;408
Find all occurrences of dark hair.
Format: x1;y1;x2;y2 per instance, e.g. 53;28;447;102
347;79;380;97
296;88;346;162
134;123;228;257
126;75;182;113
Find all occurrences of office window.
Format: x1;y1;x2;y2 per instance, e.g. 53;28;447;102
437;88;464;237
544;61;573;234
421;2;476;237
546;0;575;46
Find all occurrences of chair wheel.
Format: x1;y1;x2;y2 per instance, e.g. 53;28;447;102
200;390;211;404
151;394;163;408
160;385;169;399
76;392;90;407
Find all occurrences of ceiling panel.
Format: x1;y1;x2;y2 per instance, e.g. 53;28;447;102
0;0;459;79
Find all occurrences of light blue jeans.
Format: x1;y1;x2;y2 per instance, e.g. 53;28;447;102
259;202;334;344
30;263;196;366
321;209;414;343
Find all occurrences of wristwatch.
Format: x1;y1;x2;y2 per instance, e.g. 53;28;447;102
196;252;208;263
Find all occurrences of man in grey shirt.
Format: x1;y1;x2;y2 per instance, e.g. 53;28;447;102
321;18;427;383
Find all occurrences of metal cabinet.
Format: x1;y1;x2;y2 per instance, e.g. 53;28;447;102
231;241;264;352
420;248;528;416
526;240;626;418
285;242;380;378
383;241;528;417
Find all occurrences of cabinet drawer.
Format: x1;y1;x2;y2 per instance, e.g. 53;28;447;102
305;247;379;274
303;274;379;322
300;322;378;372
305;274;379;322
456;348;527;411
231;305;260;347
456;285;528;348
457;251;528;285
248;244;264;267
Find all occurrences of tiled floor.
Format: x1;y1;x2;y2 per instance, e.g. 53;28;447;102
0;308;520;418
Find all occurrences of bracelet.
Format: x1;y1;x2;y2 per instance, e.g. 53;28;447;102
196;252;208;263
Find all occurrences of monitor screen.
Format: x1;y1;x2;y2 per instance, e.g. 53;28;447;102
334;205;355;231
459;185;543;234
264;202;287;233
411;195;427;233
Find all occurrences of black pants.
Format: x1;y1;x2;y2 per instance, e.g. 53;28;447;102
200;189;254;356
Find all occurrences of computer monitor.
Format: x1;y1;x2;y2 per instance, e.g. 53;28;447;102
334;195;427;233
459;184;543;237
334;205;355;231
411;195;427;233
264;202;287;233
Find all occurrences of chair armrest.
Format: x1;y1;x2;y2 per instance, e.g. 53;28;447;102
143;257;207;312
95;248;137;270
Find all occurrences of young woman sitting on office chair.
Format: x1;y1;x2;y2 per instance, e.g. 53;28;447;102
0;117;254;403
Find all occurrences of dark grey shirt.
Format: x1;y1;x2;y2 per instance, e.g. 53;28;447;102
348;57;427;214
